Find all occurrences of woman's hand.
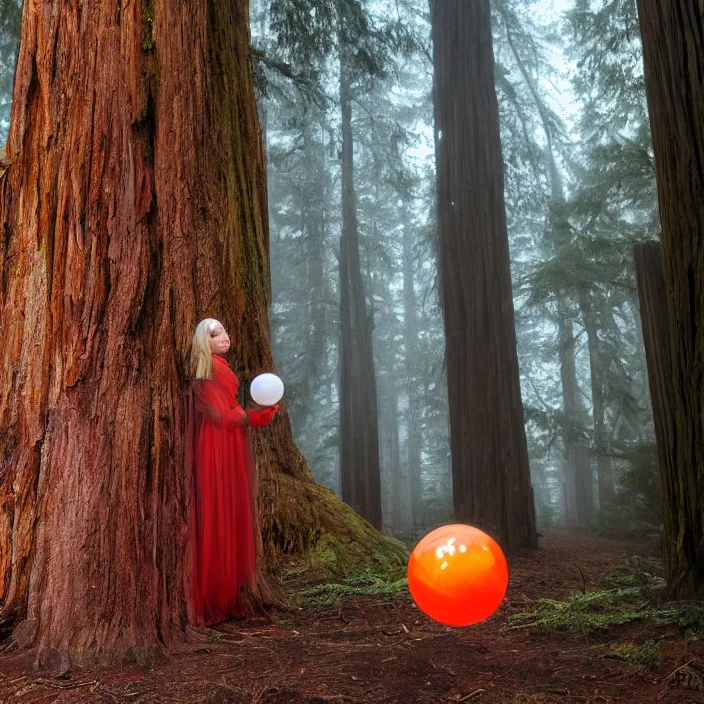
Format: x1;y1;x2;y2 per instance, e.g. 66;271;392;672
247;403;280;429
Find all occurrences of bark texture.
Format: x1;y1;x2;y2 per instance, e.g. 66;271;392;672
634;242;677;591
635;0;704;596
338;58;382;531
430;0;537;553
0;0;404;666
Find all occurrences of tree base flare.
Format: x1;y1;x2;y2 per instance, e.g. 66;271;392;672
260;473;409;583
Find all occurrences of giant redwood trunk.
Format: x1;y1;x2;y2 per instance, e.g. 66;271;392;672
634;242;677;587
0;0;404;666
430;0;537;552
635;0;704;596
338;56;382;531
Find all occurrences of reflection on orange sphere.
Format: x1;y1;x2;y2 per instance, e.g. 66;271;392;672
407;524;508;627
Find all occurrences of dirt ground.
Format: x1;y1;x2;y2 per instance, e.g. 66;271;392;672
1;532;703;704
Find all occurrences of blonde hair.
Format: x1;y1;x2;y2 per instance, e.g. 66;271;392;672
190;318;222;380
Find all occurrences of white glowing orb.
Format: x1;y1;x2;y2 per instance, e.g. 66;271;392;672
250;373;284;407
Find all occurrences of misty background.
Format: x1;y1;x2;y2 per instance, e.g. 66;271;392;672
0;0;659;539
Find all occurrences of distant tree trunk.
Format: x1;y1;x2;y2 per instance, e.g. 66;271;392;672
502;14;609;528
504;23;603;528
579;295;615;519
636;0;704;596
299;118;326;428
402;215;423;527
337;54;382;530
388;384;408;534
558;314;593;530
545;147;595;532
430;0;537;552
378;372;392;531
0;0;403;666
634;242;678;590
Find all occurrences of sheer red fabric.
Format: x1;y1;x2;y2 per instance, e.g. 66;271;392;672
190;354;279;625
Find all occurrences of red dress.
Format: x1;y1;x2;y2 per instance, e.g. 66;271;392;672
190;354;279;625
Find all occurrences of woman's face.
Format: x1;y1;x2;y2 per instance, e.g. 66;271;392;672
208;321;230;355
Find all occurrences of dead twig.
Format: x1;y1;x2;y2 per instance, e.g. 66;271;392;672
382;624;410;636
93;688;122;704
664;659;694;681
450;689;485;702
250;685;279;704
358;684;384;696
576;565;587;594
34;679;99;690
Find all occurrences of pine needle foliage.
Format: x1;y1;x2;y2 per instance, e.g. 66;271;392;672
506;558;704;642
290;569;408;607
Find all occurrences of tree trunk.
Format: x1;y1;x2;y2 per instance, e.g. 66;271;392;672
558;315;593;530
0;0;404;666
299;118;326;428
430;0;537;553
378;372;392;532
501;9;607;530
579;296;615;520
635;0;704;596
634;242;678;591
402;215;423;528
337;55;382;531
388;384;407;534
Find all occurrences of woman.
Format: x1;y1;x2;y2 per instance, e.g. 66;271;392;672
188;318;279;624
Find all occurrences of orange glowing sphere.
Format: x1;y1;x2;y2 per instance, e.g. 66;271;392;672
407;524;509;627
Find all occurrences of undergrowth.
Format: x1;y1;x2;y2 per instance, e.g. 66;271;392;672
506;555;704;642
289;568;408;607
607;640;661;669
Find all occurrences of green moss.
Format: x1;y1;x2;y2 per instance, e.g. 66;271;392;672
290;573;408;608
283;502;409;608
306;523;408;581
260;474;408;584
505;556;704;642
141;0;155;51
653;603;704;640
603;556;666;591
141;136;154;163
505;587;654;641
607;640;661;669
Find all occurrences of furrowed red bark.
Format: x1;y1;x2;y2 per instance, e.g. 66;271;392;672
0;0;274;664
0;0;403;667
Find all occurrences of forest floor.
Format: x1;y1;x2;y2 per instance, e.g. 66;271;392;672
1;532;704;704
